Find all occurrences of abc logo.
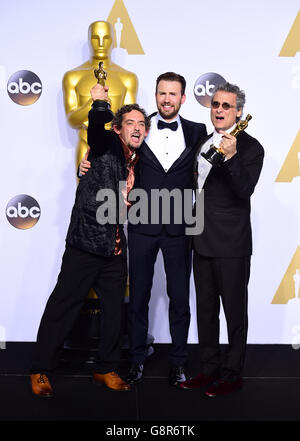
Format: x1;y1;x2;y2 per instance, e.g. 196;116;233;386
6;195;41;230
7;70;42;105
194;73;226;107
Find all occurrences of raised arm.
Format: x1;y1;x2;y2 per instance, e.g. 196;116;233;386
87;84;114;153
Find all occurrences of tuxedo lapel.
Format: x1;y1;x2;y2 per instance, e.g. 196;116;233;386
168;117;198;171
140;141;164;170
195;133;213;155
138;112;164;170
192;133;213;186
181;116;193;150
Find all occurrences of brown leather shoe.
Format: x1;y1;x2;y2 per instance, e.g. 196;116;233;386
93;371;131;391
30;373;54;397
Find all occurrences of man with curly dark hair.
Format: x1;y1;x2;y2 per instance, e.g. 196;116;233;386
30;84;149;397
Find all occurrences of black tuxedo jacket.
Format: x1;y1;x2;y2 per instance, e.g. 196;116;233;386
128;113;207;236
193;131;264;257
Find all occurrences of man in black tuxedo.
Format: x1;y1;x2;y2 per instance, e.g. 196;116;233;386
80;72;207;386
180;82;264;396
30;84;150;397
126;73;207;386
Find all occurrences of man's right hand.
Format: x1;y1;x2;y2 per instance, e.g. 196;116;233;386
90;84;109;102
79;147;91;175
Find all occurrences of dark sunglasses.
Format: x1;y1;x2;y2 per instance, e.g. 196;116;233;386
211;101;236;110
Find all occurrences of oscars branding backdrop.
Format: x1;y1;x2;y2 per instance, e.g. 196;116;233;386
0;0;299;345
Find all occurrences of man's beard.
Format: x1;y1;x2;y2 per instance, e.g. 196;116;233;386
158;104;180;120
127;142;140;151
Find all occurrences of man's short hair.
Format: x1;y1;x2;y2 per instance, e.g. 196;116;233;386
112;103;151;131
212;82;246;111
156;72;186;96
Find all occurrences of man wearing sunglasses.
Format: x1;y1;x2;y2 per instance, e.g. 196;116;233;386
180;82;264;397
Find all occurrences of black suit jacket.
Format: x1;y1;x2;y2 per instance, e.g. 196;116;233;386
128;114;207;236
193;131;264;257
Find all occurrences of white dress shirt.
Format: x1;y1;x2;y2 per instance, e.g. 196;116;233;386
145;114;186;172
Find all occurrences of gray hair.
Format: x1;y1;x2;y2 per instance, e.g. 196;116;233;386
211;82;246;111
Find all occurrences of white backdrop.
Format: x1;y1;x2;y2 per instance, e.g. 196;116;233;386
0;0;299;345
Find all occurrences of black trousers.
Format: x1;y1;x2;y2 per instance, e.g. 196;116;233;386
127;230;192;365
193;251;251;381
31;245;127;374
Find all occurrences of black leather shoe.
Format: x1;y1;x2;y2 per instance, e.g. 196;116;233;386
126;364;144;384
169;365;188;387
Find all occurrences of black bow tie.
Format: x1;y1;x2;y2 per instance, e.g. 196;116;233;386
157;120;178;131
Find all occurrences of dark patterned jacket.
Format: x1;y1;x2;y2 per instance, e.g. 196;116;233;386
66;103;130;257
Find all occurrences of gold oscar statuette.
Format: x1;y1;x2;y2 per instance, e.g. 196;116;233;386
201;114;252;166
230;114;252;137
91;61;113;122
94;61;107;86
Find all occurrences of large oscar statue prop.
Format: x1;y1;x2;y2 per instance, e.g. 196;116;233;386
62;21;153;364
62;20;138;169
201;114;252;166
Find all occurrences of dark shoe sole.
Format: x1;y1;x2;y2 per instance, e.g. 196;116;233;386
205;388;242;398
205;382;243;398
31;389;54;398
169;380;186;388
126;377;143;385
92;379;131;392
